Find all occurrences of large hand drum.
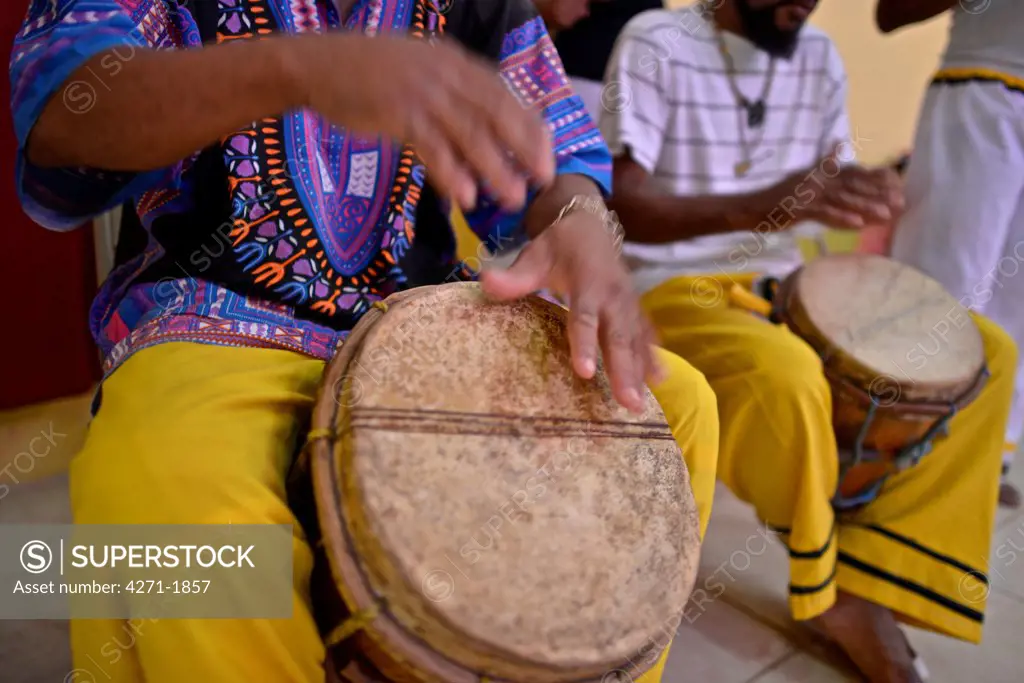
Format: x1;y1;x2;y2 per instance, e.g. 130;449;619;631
764;254;988;509
295;282;701;682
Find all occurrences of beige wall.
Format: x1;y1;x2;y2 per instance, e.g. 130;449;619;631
666;1;953;165
811;3;949;165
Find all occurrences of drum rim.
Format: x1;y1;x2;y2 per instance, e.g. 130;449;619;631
308;282;675;683
776;253;988;410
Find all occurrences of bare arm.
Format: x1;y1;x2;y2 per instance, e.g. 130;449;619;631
875;0;958;33
609;152;904;242
523;173;604;239
27;36;312;170
606;154;776;244
24;31;554;213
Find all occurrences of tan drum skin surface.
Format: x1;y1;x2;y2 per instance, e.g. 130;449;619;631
310;282;701;683
771;254;988;468
788;253;985;403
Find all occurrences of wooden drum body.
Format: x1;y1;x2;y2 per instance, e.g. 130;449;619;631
294;283;701;683
768;254;988;510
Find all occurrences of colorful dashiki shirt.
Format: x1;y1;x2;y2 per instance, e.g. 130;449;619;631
10;0;611;376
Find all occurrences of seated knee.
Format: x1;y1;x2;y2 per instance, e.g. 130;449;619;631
70;421;269;526
736;333;829;405
651;348;719;428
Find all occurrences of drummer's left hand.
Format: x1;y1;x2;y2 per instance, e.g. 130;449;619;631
480;202;662;414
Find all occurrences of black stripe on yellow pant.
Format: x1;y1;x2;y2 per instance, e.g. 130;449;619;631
774;525;841;616
838;552;983;624
771;521;836;560
788;548;839;619
851;523;988;583
932;67;1024;96
837;524;990;642
777;522;989;578
778;520;989;633
790;565;838;597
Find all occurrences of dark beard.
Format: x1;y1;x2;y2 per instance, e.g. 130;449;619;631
735;1;801;59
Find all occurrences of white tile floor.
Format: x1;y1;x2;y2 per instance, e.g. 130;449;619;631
2;393;1024;682
659;476;1024;683
0;474;73;683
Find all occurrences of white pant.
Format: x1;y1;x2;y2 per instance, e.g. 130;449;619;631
890;80;1024;468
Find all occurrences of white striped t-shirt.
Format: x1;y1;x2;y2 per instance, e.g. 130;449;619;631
599;4;850;294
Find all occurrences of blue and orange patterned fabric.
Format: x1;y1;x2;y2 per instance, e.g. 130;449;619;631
10;0;611;376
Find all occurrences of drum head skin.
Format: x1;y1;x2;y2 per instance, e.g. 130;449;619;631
786;254;985;404
317;283;700;682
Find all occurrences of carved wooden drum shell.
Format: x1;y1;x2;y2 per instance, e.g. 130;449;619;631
772;254;988;499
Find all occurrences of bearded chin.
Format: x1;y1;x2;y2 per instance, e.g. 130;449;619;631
757;30;800;59
736;4;801;59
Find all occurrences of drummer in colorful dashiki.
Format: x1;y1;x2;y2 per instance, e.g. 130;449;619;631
600;1;1016;681
10;0;720;681
879;0;1024;510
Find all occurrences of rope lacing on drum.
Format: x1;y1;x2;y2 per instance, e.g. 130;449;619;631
892;400;960;471
289;428;336;499
295;410;333;549
325;604;382;647
306;428;334;443
834;391;970;512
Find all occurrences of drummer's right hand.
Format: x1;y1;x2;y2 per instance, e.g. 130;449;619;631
298;33;556;213
775;145;904;230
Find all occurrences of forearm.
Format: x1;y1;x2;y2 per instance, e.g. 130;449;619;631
608;190;774;244
27;36;315;171
524;173;602;239
875;0;958;33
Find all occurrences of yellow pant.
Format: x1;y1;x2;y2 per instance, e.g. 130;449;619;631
643;273;1017;644
69;340;718;683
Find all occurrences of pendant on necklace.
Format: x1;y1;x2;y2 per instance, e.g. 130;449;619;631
734;160;752;178
746;100;766;128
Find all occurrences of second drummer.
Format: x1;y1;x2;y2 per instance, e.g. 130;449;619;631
11;0;719;682
600;1;1016;682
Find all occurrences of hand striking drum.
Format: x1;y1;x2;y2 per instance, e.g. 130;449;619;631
291;283;702;683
